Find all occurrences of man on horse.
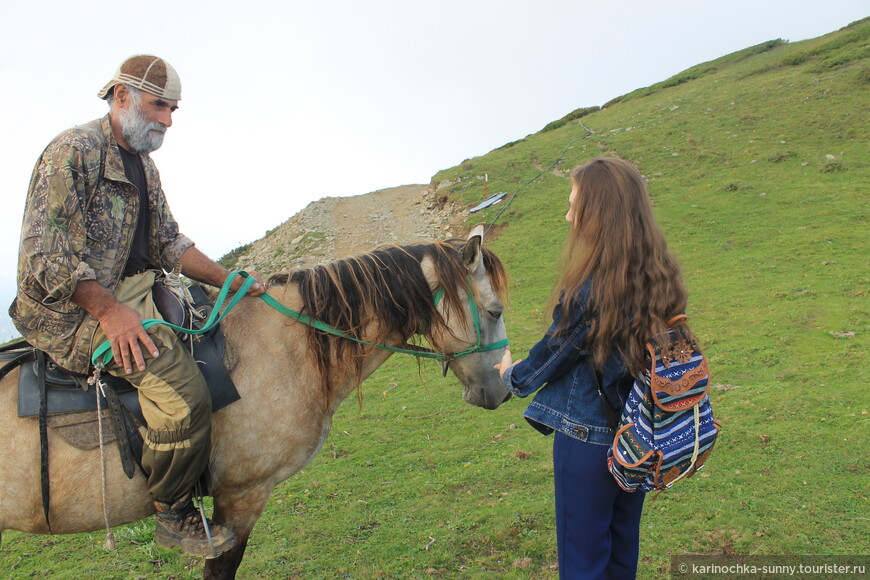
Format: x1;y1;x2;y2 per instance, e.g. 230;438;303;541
9;54;265;558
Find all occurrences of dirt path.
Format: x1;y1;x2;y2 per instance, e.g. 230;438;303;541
331;185;434;259
232;183;466;274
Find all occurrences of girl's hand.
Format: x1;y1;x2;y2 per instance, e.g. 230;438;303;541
493;349;523;379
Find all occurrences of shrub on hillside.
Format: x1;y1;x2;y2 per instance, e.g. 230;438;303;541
219;243;252;270
540;106;600;133
821;160;846;173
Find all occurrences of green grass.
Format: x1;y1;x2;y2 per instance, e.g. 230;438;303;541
3;17;869;578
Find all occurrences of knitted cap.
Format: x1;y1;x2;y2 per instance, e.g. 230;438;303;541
97;55;181;100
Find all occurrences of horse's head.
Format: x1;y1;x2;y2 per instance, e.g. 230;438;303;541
273;228;512;411
425;225;512;410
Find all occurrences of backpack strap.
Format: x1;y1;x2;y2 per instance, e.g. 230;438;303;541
668;314;688;327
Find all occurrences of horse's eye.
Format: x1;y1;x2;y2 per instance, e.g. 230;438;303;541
487;310;502;320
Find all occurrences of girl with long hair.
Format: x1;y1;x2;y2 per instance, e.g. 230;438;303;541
496;157;694;578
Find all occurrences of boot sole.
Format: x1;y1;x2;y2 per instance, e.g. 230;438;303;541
156;530;238;559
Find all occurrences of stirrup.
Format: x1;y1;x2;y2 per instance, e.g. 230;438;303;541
192;484;218;559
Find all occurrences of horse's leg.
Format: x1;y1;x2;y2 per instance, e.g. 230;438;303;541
203;535;249;580
202;487;272;580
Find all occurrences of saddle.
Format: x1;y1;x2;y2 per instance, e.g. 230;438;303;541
2;284;240;480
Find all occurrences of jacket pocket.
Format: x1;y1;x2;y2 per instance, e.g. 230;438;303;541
13;289;83;340
84;191;127;246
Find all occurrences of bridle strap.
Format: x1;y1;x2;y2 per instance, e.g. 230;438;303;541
93;270;508;367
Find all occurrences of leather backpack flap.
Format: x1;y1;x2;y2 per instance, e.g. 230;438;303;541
649;339;710;412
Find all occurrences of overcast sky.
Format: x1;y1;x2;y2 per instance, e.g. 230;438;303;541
1;1;866;339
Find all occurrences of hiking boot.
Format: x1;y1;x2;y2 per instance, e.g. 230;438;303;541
154;494;237;558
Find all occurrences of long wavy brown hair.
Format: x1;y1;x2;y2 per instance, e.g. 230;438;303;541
550;157;691;375
268;242;508;403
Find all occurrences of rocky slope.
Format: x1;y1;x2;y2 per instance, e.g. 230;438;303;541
229;183;468;275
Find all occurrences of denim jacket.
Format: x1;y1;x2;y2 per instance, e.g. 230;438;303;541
503;287;634;446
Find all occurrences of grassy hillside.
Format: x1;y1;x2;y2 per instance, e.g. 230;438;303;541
2;18;867;579
421;19;870;576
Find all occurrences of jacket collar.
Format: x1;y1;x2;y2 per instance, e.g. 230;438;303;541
99;114;133;185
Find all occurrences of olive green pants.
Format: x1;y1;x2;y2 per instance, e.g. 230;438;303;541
92;271;211;503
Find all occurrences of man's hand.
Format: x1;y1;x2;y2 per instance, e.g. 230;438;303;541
97;301;160;374
493;349;522;379
180;246;266;296
231;270;266;296
73;279;158;374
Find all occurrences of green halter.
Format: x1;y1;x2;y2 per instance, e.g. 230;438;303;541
92;271;508;367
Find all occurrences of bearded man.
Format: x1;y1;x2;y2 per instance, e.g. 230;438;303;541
10;55;265;558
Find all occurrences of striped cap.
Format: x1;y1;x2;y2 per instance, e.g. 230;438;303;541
97;55;181;100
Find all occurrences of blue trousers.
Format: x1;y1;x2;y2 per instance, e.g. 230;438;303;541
553;431;646;580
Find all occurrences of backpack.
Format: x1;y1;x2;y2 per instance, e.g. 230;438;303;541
602;314;720;492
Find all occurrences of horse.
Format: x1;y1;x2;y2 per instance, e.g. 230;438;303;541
0;226;511;579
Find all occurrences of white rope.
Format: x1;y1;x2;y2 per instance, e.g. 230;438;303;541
162;271;204;356
93;370;116;550
162;271;197;314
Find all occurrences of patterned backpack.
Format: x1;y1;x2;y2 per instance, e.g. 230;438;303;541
604;315;720;492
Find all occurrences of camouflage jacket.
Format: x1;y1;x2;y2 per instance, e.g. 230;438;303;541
9;115;194;374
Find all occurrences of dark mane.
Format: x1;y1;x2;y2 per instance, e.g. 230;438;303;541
266;241;507;404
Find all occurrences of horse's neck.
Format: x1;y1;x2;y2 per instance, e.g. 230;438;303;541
219;290;404;414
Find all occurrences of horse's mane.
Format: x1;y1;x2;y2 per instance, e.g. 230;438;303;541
266;241;507;405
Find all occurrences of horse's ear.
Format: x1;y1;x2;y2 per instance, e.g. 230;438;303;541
463;224;485;273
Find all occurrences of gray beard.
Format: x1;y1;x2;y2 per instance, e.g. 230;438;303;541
119;96;166;154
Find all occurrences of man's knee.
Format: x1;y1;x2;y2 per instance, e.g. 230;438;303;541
136;347;211;425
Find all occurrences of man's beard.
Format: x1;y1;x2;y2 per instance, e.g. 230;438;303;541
119;92;166;154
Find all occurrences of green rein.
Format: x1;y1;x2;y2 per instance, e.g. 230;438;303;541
92;270;508;368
